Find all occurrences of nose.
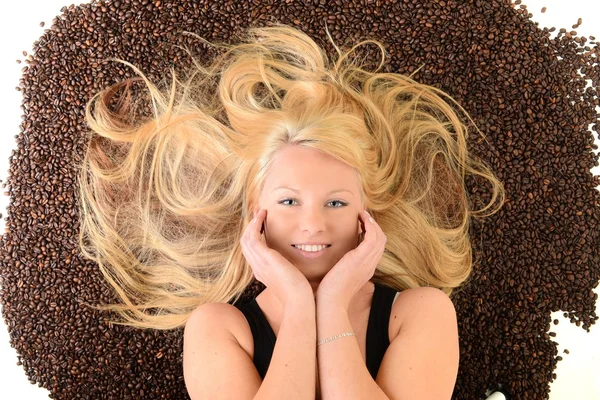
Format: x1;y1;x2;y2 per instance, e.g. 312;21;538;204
299;207;327;234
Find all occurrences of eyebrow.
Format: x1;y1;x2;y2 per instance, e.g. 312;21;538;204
272;187;354;195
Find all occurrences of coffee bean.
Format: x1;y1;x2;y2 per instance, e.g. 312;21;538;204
1;1;599;399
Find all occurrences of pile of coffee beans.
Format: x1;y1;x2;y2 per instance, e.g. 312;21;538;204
1;0;599;398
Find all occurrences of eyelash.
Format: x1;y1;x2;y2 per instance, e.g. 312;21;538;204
278;198;348;208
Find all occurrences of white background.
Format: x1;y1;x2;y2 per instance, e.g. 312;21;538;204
0;0;599;398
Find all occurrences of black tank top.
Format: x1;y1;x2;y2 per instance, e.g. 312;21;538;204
237;282;400;380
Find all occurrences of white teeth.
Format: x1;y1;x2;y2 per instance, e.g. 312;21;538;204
294;244;327;252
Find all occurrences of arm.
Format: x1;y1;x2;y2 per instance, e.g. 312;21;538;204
255;292;317;400
316;303;389;400
316;287;459;400
182;296;317;400
374;287;460;400
313;209;389;398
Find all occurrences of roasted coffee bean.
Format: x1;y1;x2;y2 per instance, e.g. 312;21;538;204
1;1;599;399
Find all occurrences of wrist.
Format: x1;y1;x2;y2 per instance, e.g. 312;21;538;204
316;303;349;331
315;295;349;313
283;285;315;311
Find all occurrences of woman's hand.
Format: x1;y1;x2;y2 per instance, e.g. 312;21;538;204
315;210;387;310
240;208;312;309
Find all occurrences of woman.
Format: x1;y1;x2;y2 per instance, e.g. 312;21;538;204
76;22;505;399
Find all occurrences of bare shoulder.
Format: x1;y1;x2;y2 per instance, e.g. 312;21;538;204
390;287;456;338
188;302;255;358
376;287;459;399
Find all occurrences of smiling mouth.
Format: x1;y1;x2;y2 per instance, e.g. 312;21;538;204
291;244;331;258
291;244;332;248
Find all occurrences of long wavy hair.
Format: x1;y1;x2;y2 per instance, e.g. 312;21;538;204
75;21;505;330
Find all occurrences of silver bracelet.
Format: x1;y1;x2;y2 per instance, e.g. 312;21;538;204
317;331;356;346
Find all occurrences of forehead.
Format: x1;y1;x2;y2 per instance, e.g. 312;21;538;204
265;146;359;188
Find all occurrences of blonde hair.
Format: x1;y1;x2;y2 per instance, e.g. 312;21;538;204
75;21;505;330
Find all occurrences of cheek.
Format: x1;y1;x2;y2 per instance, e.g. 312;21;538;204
263;218;288;244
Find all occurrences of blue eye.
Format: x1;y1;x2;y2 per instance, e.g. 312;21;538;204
278;199;348;207
279;199;297;206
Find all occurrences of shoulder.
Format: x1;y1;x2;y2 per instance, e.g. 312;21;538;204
376;287;459;398
390;287;456;337
187;302;255;358
395;286;453;302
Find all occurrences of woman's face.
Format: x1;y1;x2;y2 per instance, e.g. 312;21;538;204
253;145;364;289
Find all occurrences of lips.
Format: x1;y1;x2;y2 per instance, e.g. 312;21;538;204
292;244;331;259
291;244;331;249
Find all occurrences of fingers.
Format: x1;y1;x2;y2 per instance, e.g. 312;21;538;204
243;209;268;281
253;208;266;240
360;211;375;241
242;209;263;254
361;210;386;250
249;209;269;257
